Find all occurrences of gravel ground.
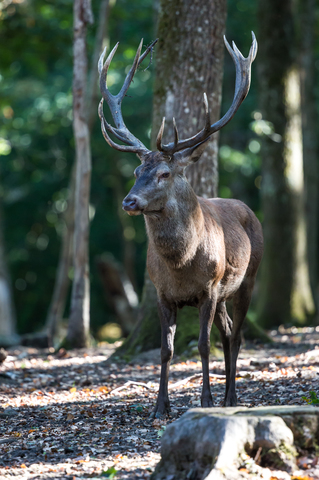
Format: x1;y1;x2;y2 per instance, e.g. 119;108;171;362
1;326;319;479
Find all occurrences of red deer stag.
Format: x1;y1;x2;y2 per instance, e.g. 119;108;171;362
98;34;263;417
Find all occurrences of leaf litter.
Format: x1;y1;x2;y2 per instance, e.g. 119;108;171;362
1;326;319;479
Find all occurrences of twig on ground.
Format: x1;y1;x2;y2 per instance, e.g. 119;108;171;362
109;380;155;395
168;373;226;390
254;446;262;463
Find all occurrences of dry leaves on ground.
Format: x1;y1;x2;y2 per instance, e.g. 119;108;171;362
1;326;319;479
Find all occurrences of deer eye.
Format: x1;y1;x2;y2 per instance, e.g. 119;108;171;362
159;172;170;179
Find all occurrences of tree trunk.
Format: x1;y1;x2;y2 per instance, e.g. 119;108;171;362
120;0;227;356
45;167;75;347
299;0;319;316
0;201;17;346
48;0;110;348
66;0;93;348
257;0;315;328
96;253;137;336
152;0;226;198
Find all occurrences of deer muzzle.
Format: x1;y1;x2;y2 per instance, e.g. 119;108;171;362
122;195;143;216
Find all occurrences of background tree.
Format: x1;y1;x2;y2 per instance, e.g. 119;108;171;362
0;202;17;346
299;0;319;314
45;0;111;346
119;0;227;356
65;0;94;348
256;0;316;327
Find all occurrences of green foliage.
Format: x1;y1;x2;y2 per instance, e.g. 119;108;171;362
101;466;118;478
302;391;319;405
157;425;166;438
131;404;144;412
0;0;153;334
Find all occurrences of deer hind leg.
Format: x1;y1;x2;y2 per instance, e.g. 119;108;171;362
224;277;255;407
151;299;177;418
198;294;217;408
214;302;232;404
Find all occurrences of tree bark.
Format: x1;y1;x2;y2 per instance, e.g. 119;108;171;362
299;0;319;316
120;0;227;355
66;0;93;348
45;167;75;346
152;0;226;198
0;201;17;346
257;0;315;328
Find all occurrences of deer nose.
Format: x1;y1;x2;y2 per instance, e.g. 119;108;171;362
122;196;139;212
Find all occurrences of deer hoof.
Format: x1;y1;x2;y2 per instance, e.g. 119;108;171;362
223;396;237;407
201;398;214;408
150;401;170;419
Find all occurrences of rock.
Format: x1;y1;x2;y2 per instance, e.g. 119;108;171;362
152;405;319;480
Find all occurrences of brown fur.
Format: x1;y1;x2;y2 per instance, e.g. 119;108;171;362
122;152;263;417
98;33;260;417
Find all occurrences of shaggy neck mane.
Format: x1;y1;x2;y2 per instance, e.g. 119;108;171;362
144;180;205;268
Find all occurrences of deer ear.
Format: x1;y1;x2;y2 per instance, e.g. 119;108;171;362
174;138;210;167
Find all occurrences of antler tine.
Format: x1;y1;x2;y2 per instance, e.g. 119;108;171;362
159;32;257;155
249;31;258;62
99;43;120;103
156;117;166;151
118;39;143;102
98;40;154;155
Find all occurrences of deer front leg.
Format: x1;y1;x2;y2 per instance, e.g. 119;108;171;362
151;298;177;418
198;294;217;408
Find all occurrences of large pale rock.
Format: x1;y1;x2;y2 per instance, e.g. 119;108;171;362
152;406;319;480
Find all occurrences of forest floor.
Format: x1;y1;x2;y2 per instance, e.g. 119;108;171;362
1;326;319;480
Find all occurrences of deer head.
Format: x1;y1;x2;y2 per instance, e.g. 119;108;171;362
98;35;257;216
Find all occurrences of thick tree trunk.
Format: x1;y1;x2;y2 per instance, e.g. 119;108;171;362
299;0;319;316
257;0;315;328
152;0;226;198
66;0;93;348
121;0;227;355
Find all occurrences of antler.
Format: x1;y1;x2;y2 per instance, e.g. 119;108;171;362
98;39;158;155
156;32;258;155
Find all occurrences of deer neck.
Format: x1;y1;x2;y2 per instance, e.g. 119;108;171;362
145;182;205;268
